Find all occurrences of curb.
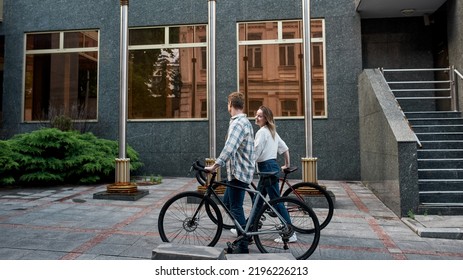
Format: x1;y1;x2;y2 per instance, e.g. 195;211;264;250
401;217;463;240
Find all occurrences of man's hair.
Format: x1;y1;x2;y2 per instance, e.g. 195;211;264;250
228;92;245;110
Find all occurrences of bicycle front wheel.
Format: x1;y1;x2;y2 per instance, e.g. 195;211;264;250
158;191;222;246
253;197;320;260
282;181;334;230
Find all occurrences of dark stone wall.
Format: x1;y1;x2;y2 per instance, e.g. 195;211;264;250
0;0;362;180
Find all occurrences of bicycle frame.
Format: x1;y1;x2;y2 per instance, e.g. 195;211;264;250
198;169;291;238
251;167;304;201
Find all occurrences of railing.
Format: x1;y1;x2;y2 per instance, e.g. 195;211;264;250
380;66;462;112
451;66;463;111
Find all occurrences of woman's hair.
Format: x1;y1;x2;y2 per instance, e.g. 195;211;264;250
259;105;276;139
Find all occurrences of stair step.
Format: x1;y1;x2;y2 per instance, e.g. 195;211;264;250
408;118;463;125
417;149;463;159
412;124;463;133
418;169;463;179
419;141;463;149
405;111;462;119
419;191;463;204
416;132;463;141
418;158;463;169
419;179;463;191
400;100;437;112
417;204;463;215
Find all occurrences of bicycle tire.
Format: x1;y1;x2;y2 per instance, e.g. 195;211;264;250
158;191;222;247
282;181;334;230
253;196;320;260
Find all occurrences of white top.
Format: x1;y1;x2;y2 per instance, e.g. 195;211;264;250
254;126;289;163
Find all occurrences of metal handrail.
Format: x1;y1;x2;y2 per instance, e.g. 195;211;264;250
454;68;463;80
381;67;450;72
450;66;462;111
380;67;456;111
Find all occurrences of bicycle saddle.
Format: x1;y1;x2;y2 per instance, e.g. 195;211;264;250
283;166;298;174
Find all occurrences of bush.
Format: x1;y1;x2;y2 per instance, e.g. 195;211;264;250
0;128;143;186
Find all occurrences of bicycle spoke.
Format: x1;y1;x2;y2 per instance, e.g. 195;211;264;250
158;192;222;247
253;197;320;260
283;181;334;230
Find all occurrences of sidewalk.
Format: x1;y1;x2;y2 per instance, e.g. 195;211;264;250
0;177;462;260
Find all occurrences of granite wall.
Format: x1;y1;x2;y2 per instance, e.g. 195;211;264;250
358;69;419;217
447;0;463;112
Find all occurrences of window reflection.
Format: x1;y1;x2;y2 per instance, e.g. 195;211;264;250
24;31;98;121
238;20;326;117
128;25;207;119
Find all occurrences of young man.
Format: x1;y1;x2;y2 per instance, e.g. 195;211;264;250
205;91;255;254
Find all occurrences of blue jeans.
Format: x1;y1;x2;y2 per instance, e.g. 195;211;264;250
223;179;248;234
251;159;292;225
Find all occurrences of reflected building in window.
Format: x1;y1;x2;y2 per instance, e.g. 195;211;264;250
238;20;326;118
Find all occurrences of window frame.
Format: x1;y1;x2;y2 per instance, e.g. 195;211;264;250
237;19;327;119
23;30;100;123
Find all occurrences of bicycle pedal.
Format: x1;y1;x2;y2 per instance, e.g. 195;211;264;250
226;241;235;254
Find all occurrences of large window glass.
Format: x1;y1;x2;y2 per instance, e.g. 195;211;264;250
24;30;98;121
0;36;4;126
128;25;207;119
238;20;326;117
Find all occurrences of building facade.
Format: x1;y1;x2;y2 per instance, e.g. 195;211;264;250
0;0;460;181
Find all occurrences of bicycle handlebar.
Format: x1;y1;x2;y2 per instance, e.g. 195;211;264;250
191;160;214;186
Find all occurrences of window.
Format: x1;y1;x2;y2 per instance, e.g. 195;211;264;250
248;99;263;117
128;25;207;119
247;34;262;69
24;30;99;121
238;20;326;118
280;33;295;66
0;36;3;126
281;100;298;116
279;44;295;66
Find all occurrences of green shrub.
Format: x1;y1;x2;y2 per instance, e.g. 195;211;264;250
50;115;73;131
0;128;143;186
0;141;20;185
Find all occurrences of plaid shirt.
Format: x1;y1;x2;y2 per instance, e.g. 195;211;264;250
216;113;255;184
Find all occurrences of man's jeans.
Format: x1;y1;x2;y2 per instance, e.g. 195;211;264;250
223;179;248;234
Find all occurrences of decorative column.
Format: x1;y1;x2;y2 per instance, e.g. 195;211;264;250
301;0;317;183
108;0;135;193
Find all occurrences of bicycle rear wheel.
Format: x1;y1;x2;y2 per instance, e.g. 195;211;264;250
253;197;320;260
158;191;222;246
282;181;334;230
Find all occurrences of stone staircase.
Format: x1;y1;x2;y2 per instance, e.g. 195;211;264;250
406;111;463;215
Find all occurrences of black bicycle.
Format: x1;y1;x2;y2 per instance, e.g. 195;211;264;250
157;160;321;260
195;163;334;231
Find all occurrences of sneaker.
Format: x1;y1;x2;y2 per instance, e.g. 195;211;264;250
225;239;249;254
230;228;238;237
274;233;297;243
229;246;249;254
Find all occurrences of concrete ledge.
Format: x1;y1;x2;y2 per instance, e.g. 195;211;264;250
402;216;463;240
225;253;296;260
152;243;226;260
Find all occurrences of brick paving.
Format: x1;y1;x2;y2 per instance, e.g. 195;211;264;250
1;178;463;260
